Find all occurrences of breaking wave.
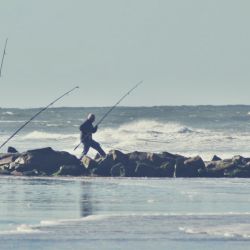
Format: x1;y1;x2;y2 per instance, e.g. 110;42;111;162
21;131;78;141
90;120;250;160
6;119;250;161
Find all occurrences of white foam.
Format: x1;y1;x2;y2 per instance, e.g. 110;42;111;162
21;131;78;141
40;215;110;226
8;119;250;160
179;223;250;238
92;120;250;160
0;224;41;235
2;111;14;115
16;224;41;233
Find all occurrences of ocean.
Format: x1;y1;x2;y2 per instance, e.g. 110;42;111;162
1;105;250;249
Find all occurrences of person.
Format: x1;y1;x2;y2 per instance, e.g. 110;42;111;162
79;113;106;160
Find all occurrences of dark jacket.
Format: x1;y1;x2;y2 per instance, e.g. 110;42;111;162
80;119;97;142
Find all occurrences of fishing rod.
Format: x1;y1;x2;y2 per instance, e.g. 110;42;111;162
0;86;79;150
0;38;8;78
74;80;143;151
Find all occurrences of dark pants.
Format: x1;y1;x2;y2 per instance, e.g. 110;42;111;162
80;139;106;159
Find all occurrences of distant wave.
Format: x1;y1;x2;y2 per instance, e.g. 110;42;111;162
2;111;14;115
21;131;78;140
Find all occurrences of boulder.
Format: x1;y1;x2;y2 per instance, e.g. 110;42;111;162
135;162;159;177
160;151;184;159
93;150;129;176
0;153;20;166
211;155;222;161
7;146;18;153
81;156;98;170
232;155;248;166
54;165;87;176
200;159;236;177
158;160;175;177
110;163;126;177
128;151;148;162
175;156;205;177
128;151;175;168
92;156;113;176
110;150;128;164
224;168;250;178
22;169;40;177
0;169;10;175
198;168;225;178
14;147;81;174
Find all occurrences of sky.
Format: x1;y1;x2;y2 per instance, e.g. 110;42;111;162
0;0;249;107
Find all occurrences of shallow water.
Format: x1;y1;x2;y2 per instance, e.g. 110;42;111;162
1;176;250;250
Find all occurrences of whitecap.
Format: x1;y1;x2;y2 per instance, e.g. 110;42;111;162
177;127;194;134
21;131;78;141
2;111;14;115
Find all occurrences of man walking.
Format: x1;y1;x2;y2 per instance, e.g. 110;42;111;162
79;113;106;160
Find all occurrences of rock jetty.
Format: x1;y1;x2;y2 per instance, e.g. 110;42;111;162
0;147;250;178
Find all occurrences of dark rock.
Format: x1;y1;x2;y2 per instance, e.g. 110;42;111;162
54;165;87;176
92;157;112;176
224;168;250;178
205;159;234;170
7;147;18;153
214;159;235;170
0;153;20;166
128;151;148;162
0;169;10;175
200;159;236;177
14;147;81;175
198;168;225;178
123;161;137;177
243;161;250;170
81;156;98;170
93;150;129;176
146;153;167;167
127;151;177;170
110;163;126;177
15;164;34;172
175;156;205;177
110;150;128;164
159;160;175;177
135;162;159;177
22;169;40;176
232;155;247;166
161;151;184;159
211;155;222;161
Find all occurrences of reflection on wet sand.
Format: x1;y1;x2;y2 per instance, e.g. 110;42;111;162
80;181;94;217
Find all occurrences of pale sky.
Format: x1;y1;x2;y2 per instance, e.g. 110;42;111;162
0;0;249;107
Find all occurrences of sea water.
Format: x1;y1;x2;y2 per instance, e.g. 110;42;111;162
1;105;250;159
1;106;250;249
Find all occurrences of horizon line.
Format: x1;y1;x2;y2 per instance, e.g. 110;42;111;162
1;104;250;109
